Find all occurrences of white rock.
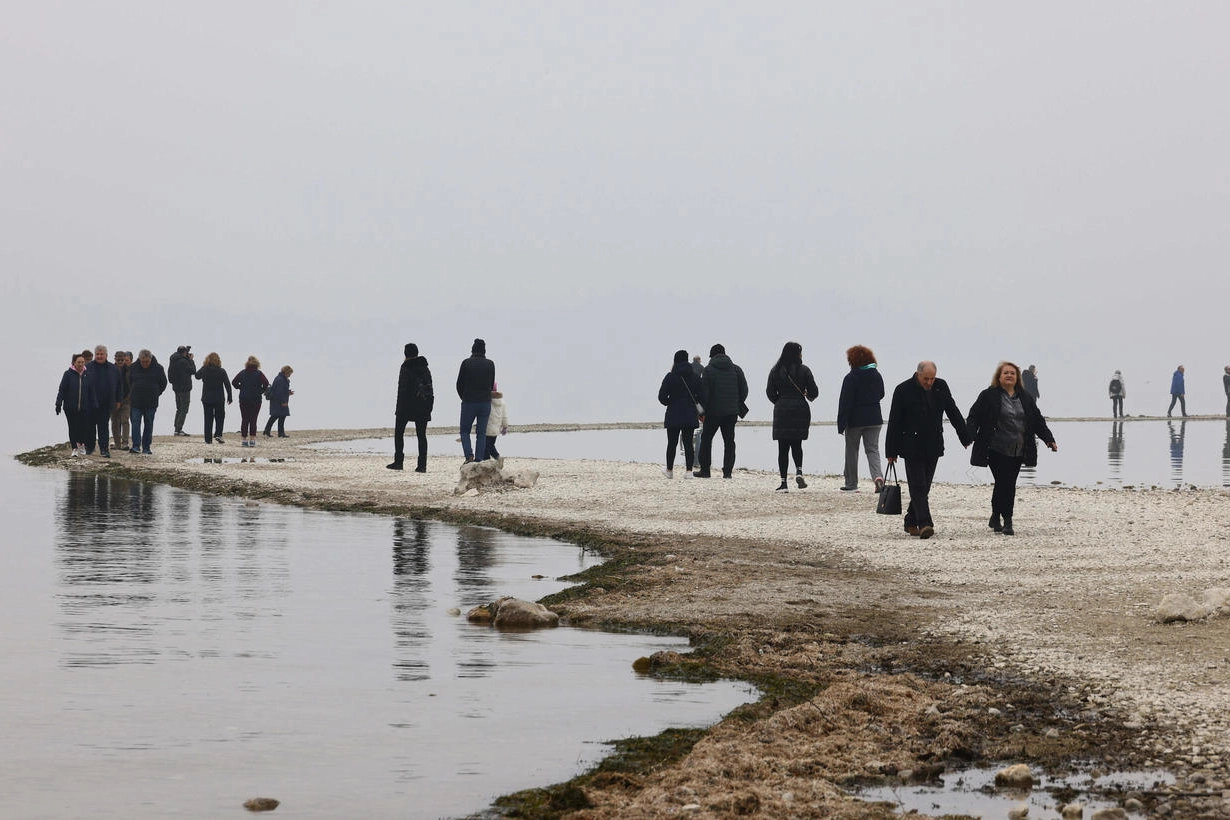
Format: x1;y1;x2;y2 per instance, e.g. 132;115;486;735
1155;593;1211;623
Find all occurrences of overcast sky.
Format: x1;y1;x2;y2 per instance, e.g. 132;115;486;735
4;2;1229;455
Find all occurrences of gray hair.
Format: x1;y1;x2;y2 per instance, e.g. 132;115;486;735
94;344;108;355
138;349;152;359
916;360;937;375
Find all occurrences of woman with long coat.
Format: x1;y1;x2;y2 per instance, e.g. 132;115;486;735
194;352;232;443
836;345;885;492
263;366;294;438
657;349;706;478
389;344;434;472
765;341;819;492
966;361;1058;535
55;353;97;456
231;356;269;448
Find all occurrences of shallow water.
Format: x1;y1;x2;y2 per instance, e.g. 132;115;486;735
0;460;754;819
322;418;1230;489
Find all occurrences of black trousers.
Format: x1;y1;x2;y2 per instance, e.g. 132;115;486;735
1111;397;1123;418
903;456;939;529
698;414;737;476
988;449;1024;517
86;404;113;453
777;439;802;479
263;414;286;435
1168;394;1186;416
203;402;226;442
394;415;428;469
665;426;695;471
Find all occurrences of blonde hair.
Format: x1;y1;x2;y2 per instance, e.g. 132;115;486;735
246;355;261;368
280;365;293;376
992;361;1021;389
204;352;221;368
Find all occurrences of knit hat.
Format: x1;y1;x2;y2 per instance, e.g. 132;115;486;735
472;338;486;355
404;343;418;358
674;350;688;364
709;343;725;357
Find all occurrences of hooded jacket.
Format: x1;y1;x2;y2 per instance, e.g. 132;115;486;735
396;356;434;421
127;357;168;410
266;372;292;418
168;350;197;393
486;393;509;436
701;354;749;419
1108;372;1126;399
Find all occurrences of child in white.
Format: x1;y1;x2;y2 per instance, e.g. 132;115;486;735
484;385;509;461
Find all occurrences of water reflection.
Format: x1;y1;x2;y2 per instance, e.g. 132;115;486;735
1168;419;1186;486
391;518;432;681
1107;421;1124;483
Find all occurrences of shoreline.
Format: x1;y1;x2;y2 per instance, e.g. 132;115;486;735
17;428;1230;817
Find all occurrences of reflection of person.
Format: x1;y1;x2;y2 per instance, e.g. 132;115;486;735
694;343;749;479
1223;366;1230;417
1168;419;1185;483
1108;370;1125;418
231;355;269;448
836;345;885;493
659;350;705;478
1168;365;1187;417
167;345;197;436
885;361;969;539
1108;421;1124;481
263;366;294;438
127;349;167;454
456;338;495;464
966;361;1058;536
194;352;233;444
55;353;97;456
484;384;509;461
1022;365;1040;400
85;344;121;457
765;342;818;492
390;343;434;472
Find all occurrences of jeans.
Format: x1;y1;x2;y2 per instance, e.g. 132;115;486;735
698;414;737;476
459;400;491;461
1168;394;1186;416
394;415;429;469
988;449;1024;517
264;415;286;436
484;435;500;460
174;390;191;432
203;402;226;442
1111;397;1123;418
666;426;695;471
902;456;939;529
130;406;156;451
842;425;883;489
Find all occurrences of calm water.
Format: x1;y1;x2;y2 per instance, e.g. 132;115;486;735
325;418;1230;489
0;460;754;819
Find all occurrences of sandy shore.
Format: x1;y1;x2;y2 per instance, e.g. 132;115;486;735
19;428;1230;818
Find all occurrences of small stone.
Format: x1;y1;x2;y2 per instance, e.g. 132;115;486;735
995;764;1035;788
1090;809;1127;820
681;804;701;813
1008;804;1029;819
1061;802;1084;819
1046;728;1061;738
243;797;280;812
1123;798;1144;812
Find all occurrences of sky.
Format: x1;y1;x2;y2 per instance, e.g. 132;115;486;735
4;2;1229;456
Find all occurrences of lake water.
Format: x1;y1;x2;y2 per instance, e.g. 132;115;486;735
0;459;755;819
323;418;1230;490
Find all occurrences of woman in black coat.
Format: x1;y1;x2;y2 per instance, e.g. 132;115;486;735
194;352;232;444
765;341;819;491
966;361;1058;535
836;345;885;492
263;366;294;438
55;353;97;456
389;344;434;472
657;349;706;478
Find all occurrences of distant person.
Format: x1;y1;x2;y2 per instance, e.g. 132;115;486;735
484;383;509;461
1223;366;1230;417
456;338;495;463
690;355;705;460
966;361;1058;536
111;350;132;452
1022;365;1040;400
85;344;121;457
167;345;197;436
836;344;885;493
884;361;970;539
1108;370;1126;418
765;341;818;492
658;349;705;479
693;343;749;479
1168;365;1187;417
691;355;704;379
55;353;96;457
388;343;434;472
263;366;294;438
194;352;233;444
231;355;269;448
127;349;167;455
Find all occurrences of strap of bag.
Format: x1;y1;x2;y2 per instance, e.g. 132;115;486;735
785;369;808;399
884;462;899;485
680;372;700;406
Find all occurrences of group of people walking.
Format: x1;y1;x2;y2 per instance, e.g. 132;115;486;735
658;346;1059;538
54;345;294;456
1107;364;1230;419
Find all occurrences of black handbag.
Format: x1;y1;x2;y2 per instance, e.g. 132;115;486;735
876;463;902;515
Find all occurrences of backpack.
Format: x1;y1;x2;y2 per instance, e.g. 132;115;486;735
415;377;433;403
1109;378;1121;394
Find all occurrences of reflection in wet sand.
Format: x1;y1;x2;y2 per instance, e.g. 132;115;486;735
391;518;432;682
1107;421;1124;483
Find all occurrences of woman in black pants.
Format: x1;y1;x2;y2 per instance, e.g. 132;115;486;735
765;341;819;492
657;349;706;479
194;352;232;443
966;361;1058;535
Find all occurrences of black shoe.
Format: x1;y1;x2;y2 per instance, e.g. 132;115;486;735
692;470;711;478
263;431;273;437
1002;516;1014;536
278;433;289;438
386;462;404;471
414;467;427;473
722;472;732;479
795;475;807;489
215;436;224;444
101;451;111;458
776;480;788;492
989;512;1003;532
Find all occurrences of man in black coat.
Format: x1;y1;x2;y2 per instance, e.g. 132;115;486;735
388;343;434;472
884;361;970;539
84;344;121;457
167;345;197;435
456;338;496;463
693;343;749;479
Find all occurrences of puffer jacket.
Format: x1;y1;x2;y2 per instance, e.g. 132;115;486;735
127;357;168;410
766;363;818;440
701;354;749;419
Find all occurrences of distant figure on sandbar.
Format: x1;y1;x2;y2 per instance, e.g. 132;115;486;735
1022;365;1040;400
658;350;704;479
1223;366;1230;417
1168;365;1187;417
693;343;748;479
456;339;495;464
389;343;433;472
1108;370;1125;418
765;341;818;492
263;366;294;438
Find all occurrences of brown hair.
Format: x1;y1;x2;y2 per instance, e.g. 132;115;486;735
992;361;1021;389
246;355;261;368
846;345;876;368
203;352;221;368
280;365;293;376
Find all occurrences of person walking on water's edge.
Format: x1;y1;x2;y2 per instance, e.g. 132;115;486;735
765;341;818;491
1022;365;1040;400
263;366;294;437
1109;370;1125;418
390;343;434;472
1168;365;1187;417
456;339;495;463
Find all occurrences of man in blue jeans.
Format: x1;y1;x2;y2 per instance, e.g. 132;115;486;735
456;338;495;463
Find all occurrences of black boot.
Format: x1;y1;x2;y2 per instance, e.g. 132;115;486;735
414;456;427;473
386;457;404;471
1002;515;1014;536
775;479;788;492
989;512;1003;532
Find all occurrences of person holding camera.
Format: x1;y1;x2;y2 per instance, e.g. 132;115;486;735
168;345;197;436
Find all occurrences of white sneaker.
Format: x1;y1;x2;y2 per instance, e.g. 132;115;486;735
70;448;79;457
683;471;694;479
661;468;673;479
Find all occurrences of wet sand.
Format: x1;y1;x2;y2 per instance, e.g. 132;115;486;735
18;428;1230;818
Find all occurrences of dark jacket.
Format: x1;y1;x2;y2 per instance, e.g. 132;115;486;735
232;365;269;403
86;359;122;409
266;372;292;418
885;375;969;461
56;368;97;414
659;362;707;429
127;358;168;410
766;363;818;440
168;350;197;393
116;363;131;401
1021;369;1040;399
396;356;434;421
702;354;749;419
195;364;232;405
836;365;884;433
456;355;495;403
966;386;1055;468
